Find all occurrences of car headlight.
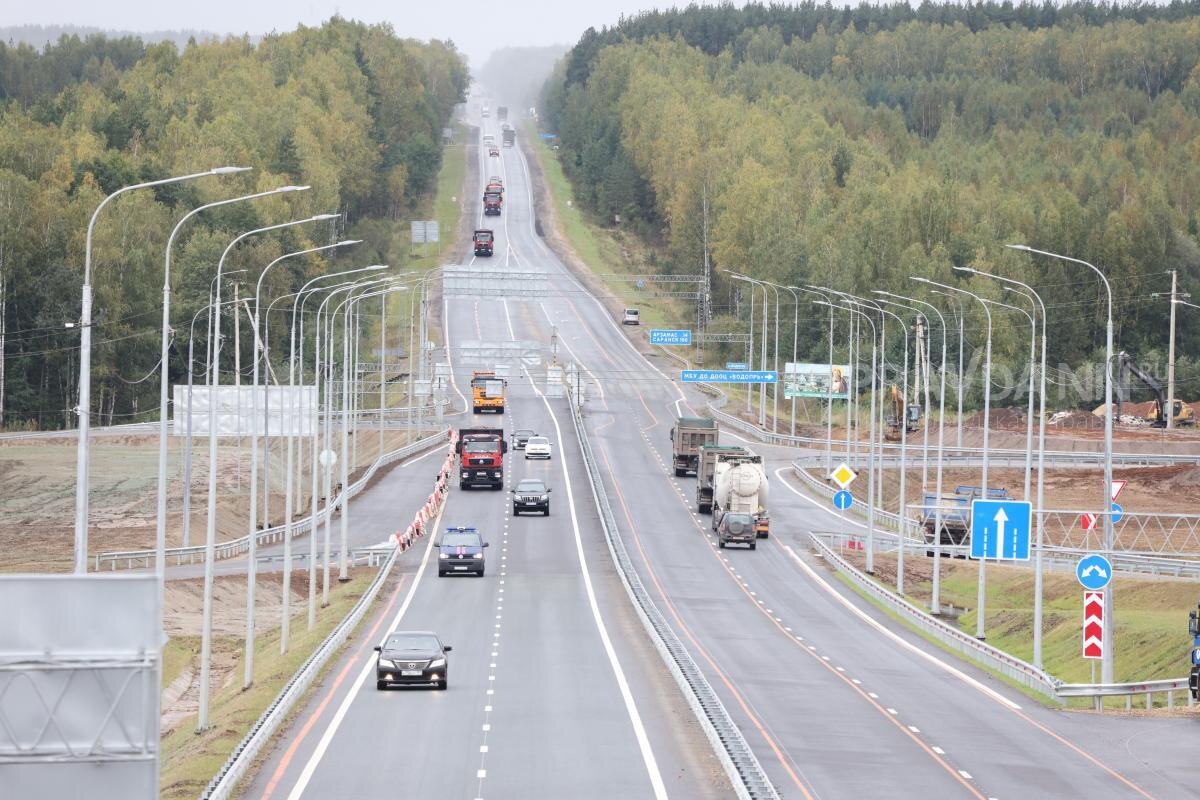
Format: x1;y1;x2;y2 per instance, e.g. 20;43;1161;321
461;471;469;478
429;657;446;669
378;658;395;668
493;471;502;477
541;495;548;501
439;553;449;559
473;552;484;559
1193;647;1200;666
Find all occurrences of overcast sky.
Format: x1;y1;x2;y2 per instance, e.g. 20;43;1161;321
4;0;751;68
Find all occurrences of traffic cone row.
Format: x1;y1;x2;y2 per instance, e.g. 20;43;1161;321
395;441;457;553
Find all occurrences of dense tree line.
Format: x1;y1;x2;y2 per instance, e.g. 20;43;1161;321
543;2;1200;408
0;17;468;429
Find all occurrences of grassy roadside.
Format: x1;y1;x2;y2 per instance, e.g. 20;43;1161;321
160;572;370;798
830;548;1194;709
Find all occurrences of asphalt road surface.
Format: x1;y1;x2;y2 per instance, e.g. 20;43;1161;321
241;96;1195;800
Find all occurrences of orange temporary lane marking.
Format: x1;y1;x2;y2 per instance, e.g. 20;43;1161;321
260;573;408;800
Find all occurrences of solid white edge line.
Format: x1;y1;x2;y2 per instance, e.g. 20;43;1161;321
779;543;1021;711
285;502;446;800
522;367;668;799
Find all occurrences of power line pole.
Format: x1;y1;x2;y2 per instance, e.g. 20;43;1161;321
1168;268;1177;430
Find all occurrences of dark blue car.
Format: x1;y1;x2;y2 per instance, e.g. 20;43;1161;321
436;527;489;577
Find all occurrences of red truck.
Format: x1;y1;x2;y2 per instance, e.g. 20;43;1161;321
483;191;502;216
456;427;508;489
473;229;494;256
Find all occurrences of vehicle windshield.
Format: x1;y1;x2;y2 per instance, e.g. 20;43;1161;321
474;232;493;242
463;441;497;453
517;480;546;493
515;429;534;437
442;532;482;547
528;437;549;446
625;309;639;317
383;633;440;652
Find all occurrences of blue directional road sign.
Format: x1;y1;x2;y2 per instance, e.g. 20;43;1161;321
681;370;776;384
833;490;853;511
650;329;692;346
1076;553;1113;590
1110;502;1124;524
725;362;749;370
969;498;1032;560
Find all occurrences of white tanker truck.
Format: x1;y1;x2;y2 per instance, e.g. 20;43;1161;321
711;453;769;549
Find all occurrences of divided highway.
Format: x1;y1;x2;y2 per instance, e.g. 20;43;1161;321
240;104;729;800
241;97;1195;799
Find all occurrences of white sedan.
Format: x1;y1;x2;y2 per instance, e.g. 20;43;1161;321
524;436;552;459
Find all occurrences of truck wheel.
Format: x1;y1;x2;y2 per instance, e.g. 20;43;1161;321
377;680;387;690
472;406;480;414
674;468;685;477
544;506;550;516
460;481;468;490
718;539;726;549
749;542;757;551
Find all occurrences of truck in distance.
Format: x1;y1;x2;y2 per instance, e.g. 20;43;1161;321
919;485;1012;554
471;370;506;414
696;444;750;514
502;128;515;147
483;191;502;215
669;416;717;476
473;229;494;257
711;451;769;541
456;428;507;489
497;105;508;121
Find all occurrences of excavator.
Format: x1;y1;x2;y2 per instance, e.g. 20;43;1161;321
1115;351;1195;427
884;384;922;442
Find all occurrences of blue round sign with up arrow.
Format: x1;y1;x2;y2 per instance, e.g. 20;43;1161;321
1076;553;1113;591
833;490;853;511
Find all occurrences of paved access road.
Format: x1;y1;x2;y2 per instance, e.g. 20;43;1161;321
239;98;730;800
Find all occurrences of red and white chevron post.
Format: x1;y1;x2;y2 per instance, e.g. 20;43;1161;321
1082;591;1104;660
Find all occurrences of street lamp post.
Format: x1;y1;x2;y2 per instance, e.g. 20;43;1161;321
155;184;304;606
876;291;948;614
196;213;338;732
1008;244;1115;681
73;166;248;574
242;237;355;688
873;304;911;596
914;276;993;640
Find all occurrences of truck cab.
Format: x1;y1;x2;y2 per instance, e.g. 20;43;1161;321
473;229;494;257
471;370;506;413
456;428;508;489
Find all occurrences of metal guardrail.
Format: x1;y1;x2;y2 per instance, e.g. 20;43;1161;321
567;386;779;800
95;428;448;570
0;421;158;441
808;532;1195;708
808;531;1062;700
200;542;401;799
706;403;1200;467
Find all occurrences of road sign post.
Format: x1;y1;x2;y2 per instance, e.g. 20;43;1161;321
969;499;1032;560
1083;590;1104;660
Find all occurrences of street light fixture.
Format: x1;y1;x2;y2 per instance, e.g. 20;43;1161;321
197;212;338;732
914;275;994;639
875;290;949;614
73;165;250;574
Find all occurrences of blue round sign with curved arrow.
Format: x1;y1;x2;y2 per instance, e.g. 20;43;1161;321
1076;553;1113;591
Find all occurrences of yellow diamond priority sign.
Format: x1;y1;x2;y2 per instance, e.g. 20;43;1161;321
830;462;857;490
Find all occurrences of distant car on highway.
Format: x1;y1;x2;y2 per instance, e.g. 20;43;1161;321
512;478;551;516
512;428;535;449
436;527;489;576
374;630;452;690
524;436;552;459
489;144;500;157
622;308;640;325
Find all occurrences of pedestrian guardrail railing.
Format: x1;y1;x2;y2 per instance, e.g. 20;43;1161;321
568;386;779;800
95;428;449;571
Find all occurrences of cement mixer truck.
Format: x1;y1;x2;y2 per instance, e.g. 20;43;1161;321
711;453;769;548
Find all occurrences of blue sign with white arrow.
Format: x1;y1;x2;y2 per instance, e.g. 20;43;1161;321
650;329;692;346
1076;553;1113;590
1110;502;1123;524
833;490;853;511
970;498;1032;560
681;370;776;384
